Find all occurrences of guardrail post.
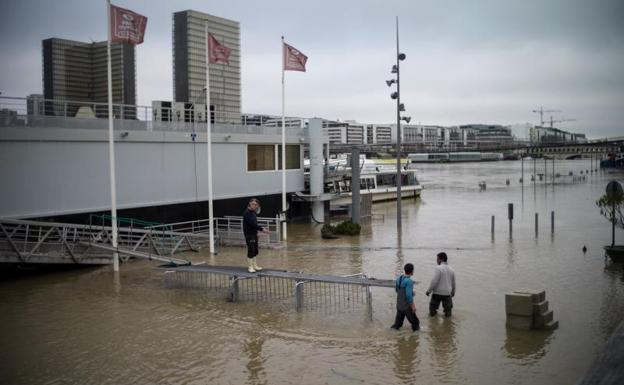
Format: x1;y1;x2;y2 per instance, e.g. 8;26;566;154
366;286;373;321
230;276;240;302
295;281;304;311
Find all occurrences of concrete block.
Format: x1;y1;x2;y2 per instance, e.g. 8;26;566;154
513;289;546;303
543;320;559;330
506;314;533;330
533;300;549;315
505;293;534;316
534;310;554;328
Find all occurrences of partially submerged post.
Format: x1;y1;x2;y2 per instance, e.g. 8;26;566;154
535;213;539;238
351;147;361;224
508;203;514;240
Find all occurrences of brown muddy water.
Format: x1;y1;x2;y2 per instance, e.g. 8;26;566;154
1;160;623;385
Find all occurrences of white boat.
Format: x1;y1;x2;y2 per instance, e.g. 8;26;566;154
327;159;422;206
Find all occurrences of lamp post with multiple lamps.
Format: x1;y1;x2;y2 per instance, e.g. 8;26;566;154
386;16;411;230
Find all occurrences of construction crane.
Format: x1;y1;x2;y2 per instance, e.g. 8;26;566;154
548;116;576;128
532;106;561;126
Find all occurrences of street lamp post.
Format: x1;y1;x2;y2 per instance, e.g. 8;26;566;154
386;16;410;230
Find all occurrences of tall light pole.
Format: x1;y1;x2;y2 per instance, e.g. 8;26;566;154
386;16;410;229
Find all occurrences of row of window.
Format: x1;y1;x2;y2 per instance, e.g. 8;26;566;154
247;144;300;171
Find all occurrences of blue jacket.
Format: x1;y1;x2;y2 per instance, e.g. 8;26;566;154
395;275;414;310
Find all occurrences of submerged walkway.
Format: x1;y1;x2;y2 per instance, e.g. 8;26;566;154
576;320;624;385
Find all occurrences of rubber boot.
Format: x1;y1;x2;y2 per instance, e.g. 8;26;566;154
247;258;256;273
252;257;263;271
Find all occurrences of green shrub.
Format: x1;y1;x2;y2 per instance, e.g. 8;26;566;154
334;220;361;235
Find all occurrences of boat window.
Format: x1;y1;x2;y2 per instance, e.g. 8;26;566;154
247;145;275;171
360;179;366;190
367;178;376;189
277;145;301;170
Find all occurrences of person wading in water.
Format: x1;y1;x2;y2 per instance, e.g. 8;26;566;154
390;263;421;331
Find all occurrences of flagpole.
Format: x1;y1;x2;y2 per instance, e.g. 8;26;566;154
281;36;288;241
107;0;119;271
206;23;215;254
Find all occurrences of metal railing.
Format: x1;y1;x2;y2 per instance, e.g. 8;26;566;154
0;95;307;137
0;217;207;265
148;215;282;247
162;266;395;319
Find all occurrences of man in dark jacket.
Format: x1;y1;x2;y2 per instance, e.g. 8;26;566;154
390;263;420;331
243;198;269;273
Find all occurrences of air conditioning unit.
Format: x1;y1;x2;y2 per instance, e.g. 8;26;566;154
152;101;172;122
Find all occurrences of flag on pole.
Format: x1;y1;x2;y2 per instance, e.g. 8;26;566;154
283;42;307;72
110;4;148;44
208;33;231;64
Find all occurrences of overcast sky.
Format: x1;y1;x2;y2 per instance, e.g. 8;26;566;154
1;0;623;138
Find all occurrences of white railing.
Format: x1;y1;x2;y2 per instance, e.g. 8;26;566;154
0;95;307;137
148;216;281;246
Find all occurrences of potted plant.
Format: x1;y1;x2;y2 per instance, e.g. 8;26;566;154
597;181;624;261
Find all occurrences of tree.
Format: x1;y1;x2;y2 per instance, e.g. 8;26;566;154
596;186;624;247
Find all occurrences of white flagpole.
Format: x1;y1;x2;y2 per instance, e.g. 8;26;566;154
107;0;119;271
206;24;215;254
281;36;287;241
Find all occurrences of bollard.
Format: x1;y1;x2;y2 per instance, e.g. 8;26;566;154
491;215;495;239
535;213;539;238
508;203;514;240
551;211;554;235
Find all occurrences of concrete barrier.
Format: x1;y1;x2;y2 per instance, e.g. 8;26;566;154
505;289;558;331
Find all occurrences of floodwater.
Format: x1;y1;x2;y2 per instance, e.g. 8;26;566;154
1;160;624;385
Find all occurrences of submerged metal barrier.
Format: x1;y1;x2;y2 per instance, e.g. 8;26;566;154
162;265;400;319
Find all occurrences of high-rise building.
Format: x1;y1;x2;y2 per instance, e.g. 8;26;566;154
172;10;241;123
42;38;135;117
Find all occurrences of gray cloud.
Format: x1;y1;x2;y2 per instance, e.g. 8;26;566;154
1;0;622;138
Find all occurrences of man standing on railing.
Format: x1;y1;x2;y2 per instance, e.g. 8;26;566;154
243;198;269;273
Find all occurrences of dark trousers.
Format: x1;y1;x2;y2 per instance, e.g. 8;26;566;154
391;309;420;331
429;294;453;316
245;235;258;259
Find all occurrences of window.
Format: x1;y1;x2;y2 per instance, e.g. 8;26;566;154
248;144;301;172
278;145;301;170
247;145;275;171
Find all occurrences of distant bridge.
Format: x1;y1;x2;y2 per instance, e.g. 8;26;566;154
327;137;624;159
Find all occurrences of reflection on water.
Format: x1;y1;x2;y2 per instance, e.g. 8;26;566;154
1;160;623;385
244;333;266;385
503;329;552;363
393;334;420;383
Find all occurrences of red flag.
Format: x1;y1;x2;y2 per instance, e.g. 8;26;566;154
208;33;231;64
283;42;307;72
110;4;147;45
